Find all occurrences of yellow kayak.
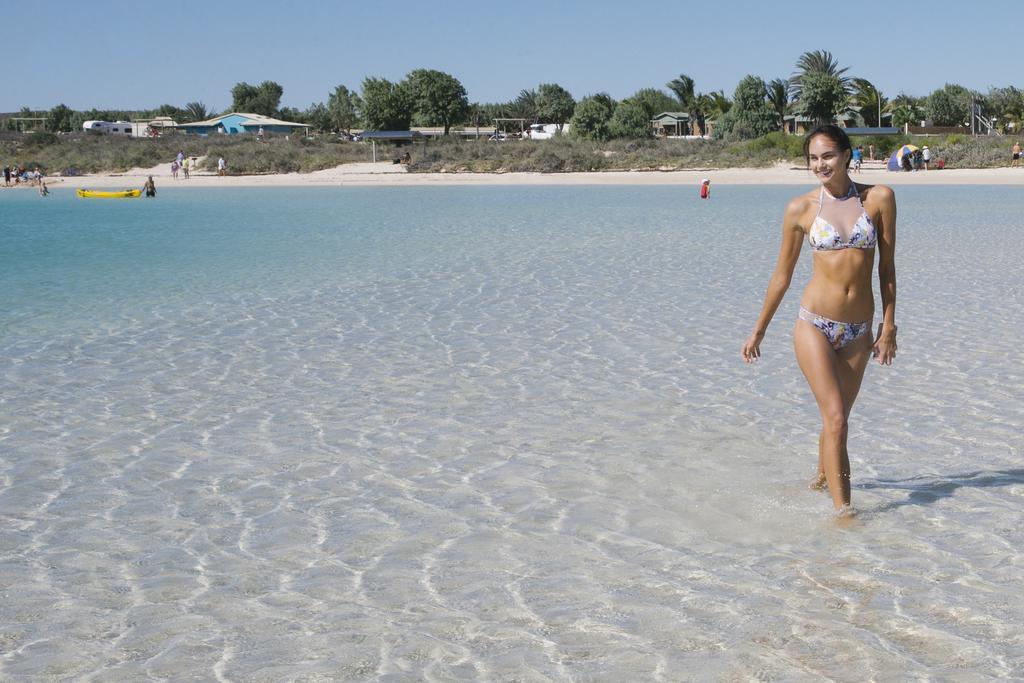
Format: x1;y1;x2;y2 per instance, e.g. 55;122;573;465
77;188;141;199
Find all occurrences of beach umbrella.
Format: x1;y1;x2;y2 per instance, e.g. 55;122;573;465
887;144;920;171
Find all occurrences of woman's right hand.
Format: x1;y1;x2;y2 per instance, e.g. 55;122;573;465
742;331;765;363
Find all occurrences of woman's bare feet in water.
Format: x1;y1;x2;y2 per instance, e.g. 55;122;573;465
834;504;858;527
808;472;854;523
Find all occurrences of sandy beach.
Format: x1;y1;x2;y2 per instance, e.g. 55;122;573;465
21;159;1024;190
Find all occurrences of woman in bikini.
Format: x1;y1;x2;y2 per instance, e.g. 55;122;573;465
741;124;898;517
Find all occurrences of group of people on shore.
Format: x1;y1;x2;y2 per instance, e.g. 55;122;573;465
170;150;192;180
848;144;934;173
3;163;42;187
153;151;228;194
169;151;227;178
4;163;49;195
899;145;931;172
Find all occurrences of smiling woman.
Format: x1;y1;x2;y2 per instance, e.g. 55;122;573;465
741;124;898;519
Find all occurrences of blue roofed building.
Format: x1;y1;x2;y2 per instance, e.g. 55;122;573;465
177;112;311;136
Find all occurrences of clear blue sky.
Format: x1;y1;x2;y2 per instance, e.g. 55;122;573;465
7;0;1022;112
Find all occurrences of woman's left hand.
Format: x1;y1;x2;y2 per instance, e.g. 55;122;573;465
873;326;897;365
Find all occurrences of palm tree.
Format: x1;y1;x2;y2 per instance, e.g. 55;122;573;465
509;89;538;122
185;101;211;122
891;92;920;108
889;92;923;128
851;78;888;127
986;86;1024;133
692;92;716;137
766;78;790;132
707;90;732;119
667;74;695;107
789;50;850;100
788;51;855;125
668;74;702;134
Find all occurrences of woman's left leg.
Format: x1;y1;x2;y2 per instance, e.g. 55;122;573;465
796;322;874;509
812;332;874;488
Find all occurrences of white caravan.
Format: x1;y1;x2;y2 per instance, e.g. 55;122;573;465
82;120;133;136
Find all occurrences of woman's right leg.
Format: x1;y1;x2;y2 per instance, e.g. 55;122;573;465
794;321;850;510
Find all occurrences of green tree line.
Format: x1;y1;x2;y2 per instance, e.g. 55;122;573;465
6;52;1023;140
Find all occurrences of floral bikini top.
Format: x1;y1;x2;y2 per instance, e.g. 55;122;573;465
808;184;877;251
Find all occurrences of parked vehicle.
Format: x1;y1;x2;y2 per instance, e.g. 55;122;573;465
82;120;133;136
527;123;559;140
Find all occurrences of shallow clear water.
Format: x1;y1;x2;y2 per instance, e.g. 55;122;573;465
1;185;1021;680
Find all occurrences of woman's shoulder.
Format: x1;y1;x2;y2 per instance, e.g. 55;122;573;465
859;183;895;207
781;190;817;231
785;189;817;215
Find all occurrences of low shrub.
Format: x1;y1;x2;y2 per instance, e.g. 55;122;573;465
3;129;1015;175
24;131;59;148
744;132;804;161
927;136;1008;168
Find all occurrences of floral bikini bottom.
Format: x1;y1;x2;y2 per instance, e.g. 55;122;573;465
798;307;871;350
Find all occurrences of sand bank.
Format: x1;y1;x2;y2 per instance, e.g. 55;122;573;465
34;160;1024;190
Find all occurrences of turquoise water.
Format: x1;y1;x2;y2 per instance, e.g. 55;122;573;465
1;185;1021;679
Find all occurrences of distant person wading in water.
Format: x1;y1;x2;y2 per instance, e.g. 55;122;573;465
741;125;898;519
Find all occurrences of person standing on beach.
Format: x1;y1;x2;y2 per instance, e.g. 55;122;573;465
171;160;179;180
922;145;931;171
3;165;10;187
851;146;863;173
741;124;898;518
1012;141;1021;168
218;157;226;176
183;156;190;179
868;143;875;161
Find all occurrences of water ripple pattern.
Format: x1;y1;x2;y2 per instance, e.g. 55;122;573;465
0;186;1021;680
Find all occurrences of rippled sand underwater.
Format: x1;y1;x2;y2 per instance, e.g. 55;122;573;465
1;186;1021;680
